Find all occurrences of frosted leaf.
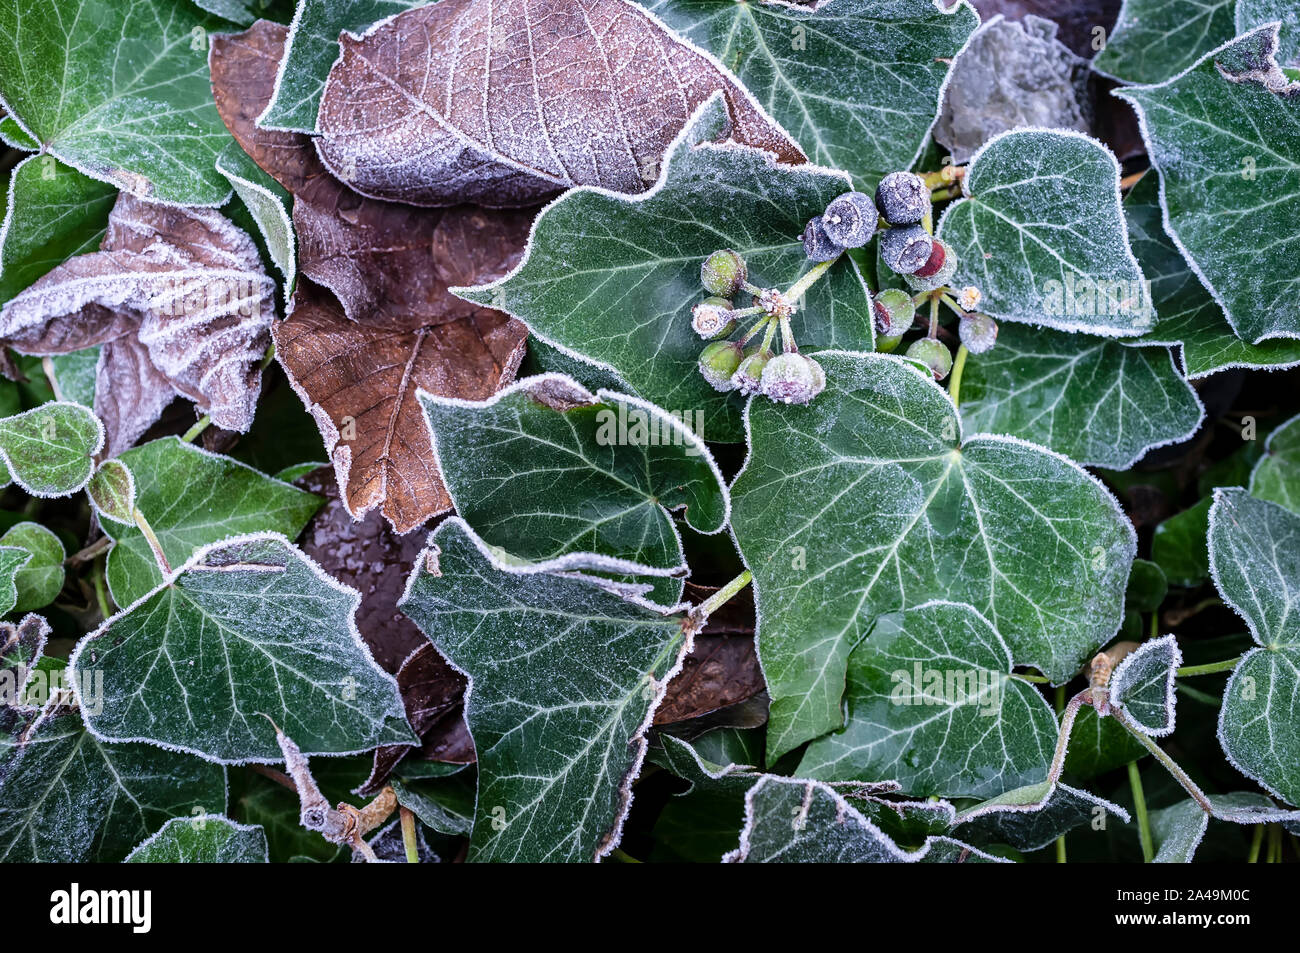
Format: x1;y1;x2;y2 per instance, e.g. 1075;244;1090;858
390;776;475;836
94;337;176;460
954;781;1132;853
960;322;1203;469
0;402;103;497
216;142;296;298
1093;0;1236;84
1064;703;1148;778
0;194;276;454
125;814;268;863
640;0;979;188
0;614;49;703
730;352;1136;760
1117;26;1300;345
1209;488;1300;805
420;375;728;573
398;518;692;862
1109;633;1181;736
314;0;804;207
1237;1;1300;66
723;777;1008;864
0;707;227;862
937;128;1154;337
190;0;259;26
45;348;101;408
798;602;1059;799
0;0;237;206
0;523;65;614
87;459;136;525
458;95;873;444
1249;412;1300;514
1152;793;1300;863
70;533;416;763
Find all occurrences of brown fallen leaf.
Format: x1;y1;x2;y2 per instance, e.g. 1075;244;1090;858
210;22;532;533
0;194;275;456
314;0;805;207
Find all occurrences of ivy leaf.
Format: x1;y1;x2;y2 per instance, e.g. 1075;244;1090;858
421;374;729;573
937;128;1153;337
257;0;430;133
45;348;100;407
1249;412;1300;514
1151;793;1299;863
314;0;802;207
215;142;295;295
1238;0;1300;66
0;548;30;619
954;780;1131;853
731;352;1135;760
1126;173;1300;378
0;401;103;496
1209;488;1300;805
636;0;979;189
1092;0;1236;84
460;95;873;444
1116;26;1300;345
390;776;475;837
71;533;415;763
0;116;38;150
0;155;115;306
723;777;1007;863
125;814;268;863
0;522;64;613
87;459;136;525
0;0;236;205
1109;634;1181;736
398;518;691;862
959;322;1203;469
191;0;258;26
0;193;276;456
1152;496;1213;587
1126;559;1169;614
0;707;227;862
798;602;1058;799
102;437;324;609
1064;703;1148;778
0;613;48;700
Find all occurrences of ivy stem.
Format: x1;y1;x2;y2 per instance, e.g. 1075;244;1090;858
784;256;838;303
1268;824;1282;863
758;316;779;356
928;296;939;338
1054;686;1067;864
1176;656;1242;677
1247;823;1265;863
948;345;969;406
779;314;797;353
181;415;211;444
399;806;419;864
1011;671;1051;684
133;507;172;575
1113;708;1214;814
1046;690;1089;785
738;313;773;347
1128;761;1154;862
92;554;111;620
695;570;753;622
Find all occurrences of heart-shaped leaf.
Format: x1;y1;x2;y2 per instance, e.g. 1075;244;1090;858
798;601;1058;799
954;781;1131;853
0;522;64;613
1238;0;1300;65
125;814;268;863
314;0;802;207
937;128;1153;336
960;322;1203;469
398;517;691;862
459;95;873;444
0;402;103;496
0;614;49;701
1209;488;1300;805
1151;792;1300;862
0;707;227;862
1093;0;1236;84
0;0;236;205
1249;412;1300;513
1116;26;1300;345
71;533;415;763
420;374;728;573
1109;633;1181;736
637;0;979;189
102;438;323;607
87;459;136;525
731;351;1135;760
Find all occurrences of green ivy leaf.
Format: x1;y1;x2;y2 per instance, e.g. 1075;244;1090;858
938;128;1153;336
1117;26;1300;345
191;0;258;25
125;814;268;862
46;348;100;407
0;0;237;206
730;352;1135;760
1151;792;1296;863
0;707;227;862
87;459;136;525
216;142;296;296
0;155;115;306
1093;0;1236;84
457;95;873;444
420;375;728;574
256;0;429;132
1109;634;1181;736
636;0;979;190
1237;0;1300;65
391;776;474;837
71;533;415;763
0;116;38;150
798;602;1058;799
1249;412;1300;513
954;781;1131;853
0;547;32;618
0;401;103;496
960;322;1202;469
1209;488;1300;805
0;614;47;697
1152;496;1213;587
0;522;64;613
1126;558;1169;614
723;776;1006;863
1064;704;1148;779
399;518;690;862
103;437;323;607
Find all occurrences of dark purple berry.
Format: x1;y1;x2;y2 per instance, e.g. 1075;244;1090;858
822;191;876;248
874;171;930;226
880;225;933;275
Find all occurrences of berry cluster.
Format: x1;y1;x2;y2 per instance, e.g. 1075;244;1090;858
692;250;826;406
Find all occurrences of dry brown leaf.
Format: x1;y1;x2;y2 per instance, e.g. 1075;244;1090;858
211;22;532;533
314;0;805;207
0;194;275;455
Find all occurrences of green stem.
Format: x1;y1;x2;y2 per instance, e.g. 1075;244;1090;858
1128;761;1154;862
399;806;419;864
607;848;642;863
1056;835;1067;864
1114;709;1213;814
738;313;773;347
948;345;969;406
132;507;172;575
779;314;797;353
758;317;779;356
928;295;939;337
1148;611;1159;641
1268;823;1282;863
1247;823;1265;863
1010;672;1051;684
785;256;838;302
695;570;753;621
1176;656;1242;677
181;415;211;444
92;555;112;620
1054;686;1067;863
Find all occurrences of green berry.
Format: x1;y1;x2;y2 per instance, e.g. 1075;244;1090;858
701;249;748;297
822;191;876;248
872;288;916;338
731;347;773;396
903;239;958;293
876;332;905;354
760;352;826;405
959;313;998;354
698;340;744;391
880;225;933;275
801;216;844;262
875;172;930;226
692;297;737;339
905;337;953;381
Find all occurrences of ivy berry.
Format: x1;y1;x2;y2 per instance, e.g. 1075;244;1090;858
903;238;957;292
700;249;748;298
959;313;999;354
802;216;843;262
692;297;737;339
880;224;933;275
698;340;744;391
905;337;953;381
821;191;876;248
731;347;774;396
760;352;826;405
872;288;916;339
875;171;930;226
